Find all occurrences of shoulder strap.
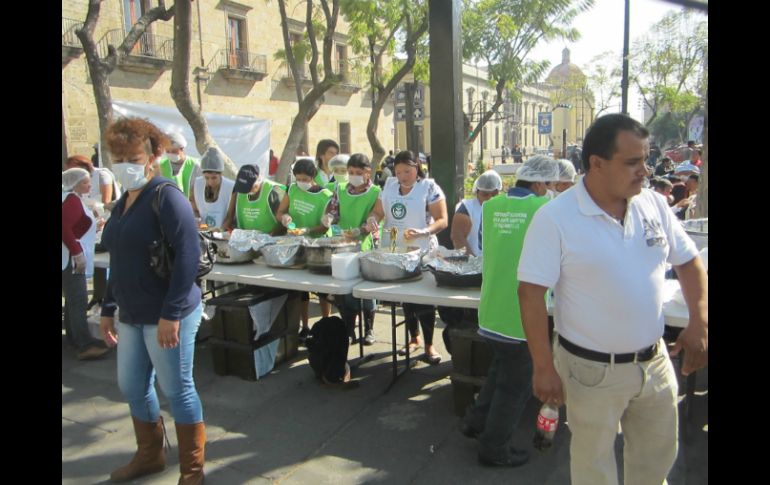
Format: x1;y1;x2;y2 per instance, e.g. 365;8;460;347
152;182;184;240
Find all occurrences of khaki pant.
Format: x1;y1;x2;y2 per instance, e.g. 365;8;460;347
554;337;679;485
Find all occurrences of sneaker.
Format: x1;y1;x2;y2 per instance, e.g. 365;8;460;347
363;330;375;346
77;345;110;361
298;327;310;344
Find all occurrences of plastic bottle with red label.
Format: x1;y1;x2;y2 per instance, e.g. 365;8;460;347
533;403;559;451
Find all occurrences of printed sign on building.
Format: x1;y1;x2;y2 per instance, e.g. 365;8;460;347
538;112;552;134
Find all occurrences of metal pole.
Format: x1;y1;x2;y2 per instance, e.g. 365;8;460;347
562;128;567;159
621;0;630;115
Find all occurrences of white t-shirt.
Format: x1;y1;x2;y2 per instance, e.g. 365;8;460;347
88;167;117;202
518;178;699;353
380;177;445;250
193;176;235;228
455;198;483;256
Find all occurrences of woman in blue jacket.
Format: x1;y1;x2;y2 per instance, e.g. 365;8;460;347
99;118;205;485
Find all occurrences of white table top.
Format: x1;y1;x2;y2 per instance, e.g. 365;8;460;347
203;259;362;295
354;271;690;327
353;272;481;308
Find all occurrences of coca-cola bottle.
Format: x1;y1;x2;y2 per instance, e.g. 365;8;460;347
533;403;559;451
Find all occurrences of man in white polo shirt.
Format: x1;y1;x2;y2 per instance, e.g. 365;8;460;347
517;114;708;485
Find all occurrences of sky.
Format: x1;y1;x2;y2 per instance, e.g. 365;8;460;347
528;0;702;121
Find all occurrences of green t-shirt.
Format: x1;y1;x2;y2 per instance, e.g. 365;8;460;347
236;180;286;232
158;157;197;197
288;184;333;238
478;192;549;340
338;184;381;251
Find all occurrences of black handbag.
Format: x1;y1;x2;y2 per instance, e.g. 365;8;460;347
148;183;216;281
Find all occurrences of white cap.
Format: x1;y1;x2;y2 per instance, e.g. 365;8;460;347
516;155;560;182
473;170;503;194
167;132;187;149
674;162;700;175
328;154;350;169
556;159;577;183
62;168;90;191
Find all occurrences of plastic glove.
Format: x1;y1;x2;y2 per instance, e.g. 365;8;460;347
366;216;379;234
404;227;430;240
281;214;293;228
72;252;87;274
321;213;335;228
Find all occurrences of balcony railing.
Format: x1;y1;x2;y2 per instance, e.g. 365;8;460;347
62;18;84;47
335;60;363;88
216;49;266;73
98;29;174;61
284;62;314;83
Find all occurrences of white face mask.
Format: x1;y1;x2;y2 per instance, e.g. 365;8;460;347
297;181;312;192
113;163;149;191
348;175;365;187
167;153;180;163
545;189;556;200
334;172;349;183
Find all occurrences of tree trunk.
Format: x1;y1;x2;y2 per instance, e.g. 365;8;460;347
274;0;339;182
695;88;707;218
169;0;238;179
75;0;172;169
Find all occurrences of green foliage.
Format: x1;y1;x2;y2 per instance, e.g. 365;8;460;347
461;0;594;145
632;10;708;125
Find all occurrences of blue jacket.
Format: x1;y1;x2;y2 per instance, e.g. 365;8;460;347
101;176;201;324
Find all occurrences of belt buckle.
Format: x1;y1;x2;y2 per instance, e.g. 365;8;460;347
633;351;639;364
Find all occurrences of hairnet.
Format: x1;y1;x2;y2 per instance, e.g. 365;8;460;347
200;147;225;173
328;154;350;169
674;162;700;175
167;132;187;149
516;155;560;182
473;170;503;194
62;168;90;192
556;159;577;183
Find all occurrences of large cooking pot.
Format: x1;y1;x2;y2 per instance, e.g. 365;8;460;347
359;248;422;282
304;237;360;274
202;232;254;263
259;236;306;268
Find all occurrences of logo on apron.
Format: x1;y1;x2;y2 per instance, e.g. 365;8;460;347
391;202;407;220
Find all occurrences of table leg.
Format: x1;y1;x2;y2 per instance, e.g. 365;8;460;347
349;299;374;370
383;302;415;393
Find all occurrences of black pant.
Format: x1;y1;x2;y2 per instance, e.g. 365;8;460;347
403;303;435;346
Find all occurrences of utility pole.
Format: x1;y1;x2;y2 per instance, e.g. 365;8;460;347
405;81;419;156
621;0;630;115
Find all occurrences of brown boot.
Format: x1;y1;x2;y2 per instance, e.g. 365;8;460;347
110;416;167;482
176;421;206;485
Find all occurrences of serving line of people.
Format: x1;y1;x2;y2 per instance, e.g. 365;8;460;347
63;113;706;483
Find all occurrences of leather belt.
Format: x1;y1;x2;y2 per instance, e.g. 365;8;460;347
558;335;658;364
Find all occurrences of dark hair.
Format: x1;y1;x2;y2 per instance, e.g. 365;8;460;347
688;174;699;182
581;114;649;172
293;158;318;178
393;150;426;178
671;184;688;204
348;153;371;170
659;157;672;165
651;177;673;191
687;140;695;147
315;139;340;168
515;179;535;190
667;175;683;184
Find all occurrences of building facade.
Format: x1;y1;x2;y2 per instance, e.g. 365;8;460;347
62;0;393;163
542;48;595;151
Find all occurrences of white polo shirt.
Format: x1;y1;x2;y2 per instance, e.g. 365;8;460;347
518;178;699;353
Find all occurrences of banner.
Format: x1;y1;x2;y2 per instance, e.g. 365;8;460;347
112;100;271;174
538;112;552;134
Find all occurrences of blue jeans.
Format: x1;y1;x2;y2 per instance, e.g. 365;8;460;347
116;302;204;424
463;338;533;461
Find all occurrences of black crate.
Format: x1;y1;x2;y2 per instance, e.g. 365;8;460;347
208;286;290;345
449;327;493;377
209;291;301;381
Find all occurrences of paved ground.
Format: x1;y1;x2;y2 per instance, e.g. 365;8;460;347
63;300;708;484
